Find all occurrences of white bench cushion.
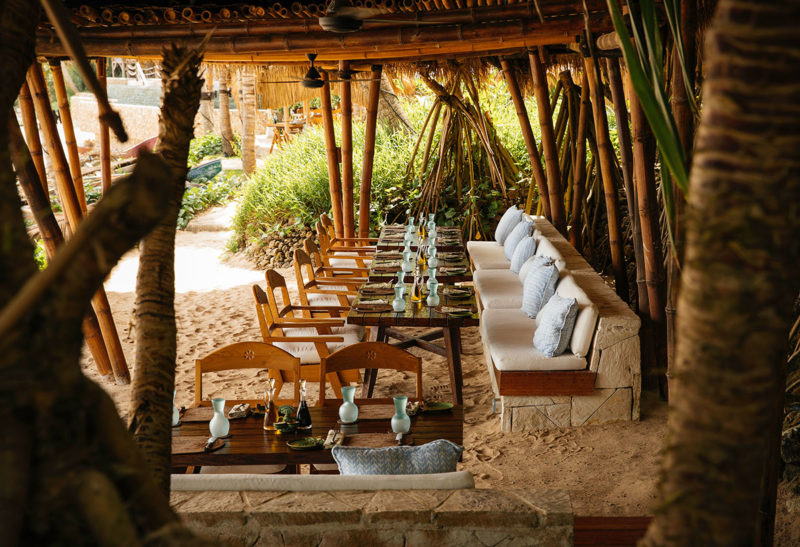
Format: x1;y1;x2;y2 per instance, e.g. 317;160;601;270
467;241;510;270
171;470;475;491
199;465;286;474
274;324;365;364
473;269;523;309
482;308;586;371
535;238;566;271
555;275;599;358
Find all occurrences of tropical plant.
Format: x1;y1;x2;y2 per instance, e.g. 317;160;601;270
178;170;243;229
187;133;241;167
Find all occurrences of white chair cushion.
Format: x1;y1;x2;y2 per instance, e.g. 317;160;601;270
509;235;536;274
503;220;533;260
494;205;524;244
534;238;566;271
467;241;510;270
171;470;475;491
199;465;286;474
473;269;524;309
273;325;365;364
307;292;356;306
329;257;362;268
555;275;599;358
482;308;586;371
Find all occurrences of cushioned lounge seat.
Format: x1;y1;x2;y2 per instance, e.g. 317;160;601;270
466;241;510;270
473;269;523;309
273;324;366;364
171;470;475;491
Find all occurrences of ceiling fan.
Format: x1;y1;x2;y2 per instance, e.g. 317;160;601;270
262;53;380;89
319;0;450;33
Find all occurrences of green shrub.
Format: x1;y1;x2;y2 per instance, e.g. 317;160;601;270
178;170;243;229
187;134;241;167
33;239;47;270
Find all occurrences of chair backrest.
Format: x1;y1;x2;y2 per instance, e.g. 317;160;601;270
293;248;317;306
194;342;301;407
252;284;279;339
265;269;295;319
304;237;325;270
319;342;422;406
320;213;334;231
316;219;333;254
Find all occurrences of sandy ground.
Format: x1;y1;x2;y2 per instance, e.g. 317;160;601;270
79;203;798;540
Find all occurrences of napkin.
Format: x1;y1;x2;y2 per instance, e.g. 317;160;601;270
358;298;388;304
323;429;345;449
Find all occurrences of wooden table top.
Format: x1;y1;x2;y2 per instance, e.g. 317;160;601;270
376;225;465;253
171;404;463;467
347;287;480;327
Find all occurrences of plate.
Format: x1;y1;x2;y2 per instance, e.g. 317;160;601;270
352;304;393;313
423;402;454;413
287;437;325;450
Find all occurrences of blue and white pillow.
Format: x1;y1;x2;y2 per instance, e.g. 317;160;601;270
494;205;524;244
521;263;559;318
519;255;554;284
509;235;536;274
503;220;532;261
534;293;579;357
332;439;463;475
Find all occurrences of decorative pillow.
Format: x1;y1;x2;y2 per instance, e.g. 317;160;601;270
332;439;463;475
518;255;554;284
520;263;559;318
509;235;536;274
534;293;579;357
494;205;523;244
503;220;533;261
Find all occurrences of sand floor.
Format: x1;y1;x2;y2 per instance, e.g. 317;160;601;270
79;204;798;541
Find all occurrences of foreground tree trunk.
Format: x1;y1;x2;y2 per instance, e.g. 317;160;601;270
240;67;256;174
643;1;800;544
128;45;203;497
218;66;236;156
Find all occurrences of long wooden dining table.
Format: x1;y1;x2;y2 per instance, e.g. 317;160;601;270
171;404;463;468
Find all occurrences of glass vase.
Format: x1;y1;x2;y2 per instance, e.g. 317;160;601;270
426;268;438;291
339;386;359;424
395;271;406;297
391;395;411;434
392;286;406;312
209;397;230;437
171;389;180;427
263;378;277;431
426;282;440;307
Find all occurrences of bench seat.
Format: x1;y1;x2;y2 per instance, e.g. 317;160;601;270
473;269;524;309
466;240;510;270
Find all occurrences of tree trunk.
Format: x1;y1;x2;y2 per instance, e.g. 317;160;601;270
642;1;800;544
240;67;256;174
128;45;203;498
218;66;236;156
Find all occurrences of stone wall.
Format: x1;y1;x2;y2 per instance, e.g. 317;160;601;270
172;488;573;546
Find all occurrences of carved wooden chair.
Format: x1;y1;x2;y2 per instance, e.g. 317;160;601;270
304;237;370;278
293;248;363;308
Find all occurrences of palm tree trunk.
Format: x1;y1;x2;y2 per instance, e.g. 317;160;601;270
198;66;214;135
218;66;236;156
642;1;800;544
128;45;203;497
240;67;256;174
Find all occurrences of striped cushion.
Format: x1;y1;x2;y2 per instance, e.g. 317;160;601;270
503;220;532;261
533;293;579;357
494;205;523;244
519;255;554;284
332;439;463;475
509;235;537;274
520;263;559;318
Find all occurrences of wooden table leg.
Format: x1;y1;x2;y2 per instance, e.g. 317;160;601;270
443;327;464;405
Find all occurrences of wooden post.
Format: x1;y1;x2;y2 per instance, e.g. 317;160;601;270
499;59;550;218
568;72;589;251
359;65;382;239
321;71;344;238
606;57;647;315
49;59;88;215
17;82;48;193
582;54;629;301
218;66;235;156
240;67;257;174
9;116;114;379
340;60;355;239
199;67;215;135
28;62;131;384
96;58;112;193
529;49;567;234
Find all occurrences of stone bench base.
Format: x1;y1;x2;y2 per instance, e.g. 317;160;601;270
172;488;573;546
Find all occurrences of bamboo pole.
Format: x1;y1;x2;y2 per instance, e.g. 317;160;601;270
320;71;344;238
218;66;235;156
499;59;550;218
340;61;355;239
28;62;131;384
96;58;112;193
9;116;114;379
568;73;589;251
582;54;629;301
359;65;382;239
49;59;88;215
529;49;567;234
606;57;647;315
17;82;48;193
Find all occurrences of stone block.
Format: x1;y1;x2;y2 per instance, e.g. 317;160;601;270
502;395;571;407
183;515;261;547
585;388;632;425
595;335;639;389
172;490;245;514
434;489;540;528
364;490;433;524
511;403;571;431
250;491;361;526
570;388;615;426
501;405;512;432
509;489;573;527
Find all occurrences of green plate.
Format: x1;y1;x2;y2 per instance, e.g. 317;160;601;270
423;402;454;413
287;437;325;450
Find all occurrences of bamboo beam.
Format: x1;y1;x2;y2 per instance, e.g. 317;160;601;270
96;58;112;193
320;71;344;238
499;59;550;218
28;62;131;384
340;61;354;239
17;82;48;193
49;59;88;215
529;49;566;233
9;116;114;379
567;72;589;251
606;57;647;315
582;54;629;301
359;65;382;239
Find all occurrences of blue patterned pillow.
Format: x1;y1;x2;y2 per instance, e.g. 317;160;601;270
332;439;463;475
521;263;559;318
494;205;523;244
509;236;537;274
534;293;579;357
519;255;554;284
503;220;532;261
